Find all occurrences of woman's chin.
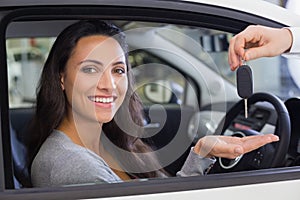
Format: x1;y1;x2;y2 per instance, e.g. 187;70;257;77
97;116;114;124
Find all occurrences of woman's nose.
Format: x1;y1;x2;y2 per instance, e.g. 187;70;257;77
97;70;116;91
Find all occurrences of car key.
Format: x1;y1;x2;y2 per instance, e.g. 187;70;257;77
236;63;253;118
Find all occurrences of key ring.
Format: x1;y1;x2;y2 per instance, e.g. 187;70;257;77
241;59;247;66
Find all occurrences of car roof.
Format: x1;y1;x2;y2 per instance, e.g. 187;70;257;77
1;0;300;27
0;0;300;26
188;0;300;26
3;0;300;39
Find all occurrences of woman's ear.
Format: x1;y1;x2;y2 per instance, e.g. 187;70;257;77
60;74;65;90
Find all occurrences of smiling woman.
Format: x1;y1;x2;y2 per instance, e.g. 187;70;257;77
29;20;167;186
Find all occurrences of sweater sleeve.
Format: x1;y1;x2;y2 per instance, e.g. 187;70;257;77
176;147;216;177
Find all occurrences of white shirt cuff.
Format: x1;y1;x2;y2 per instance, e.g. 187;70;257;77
285;27;300;53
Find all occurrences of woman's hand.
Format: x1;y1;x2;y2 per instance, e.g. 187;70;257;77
193;134;279;159
228;25;293;71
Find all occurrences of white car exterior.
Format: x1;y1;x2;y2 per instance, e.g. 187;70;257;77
2;0;300;199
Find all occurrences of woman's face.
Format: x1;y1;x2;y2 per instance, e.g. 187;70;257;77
61;35;128;124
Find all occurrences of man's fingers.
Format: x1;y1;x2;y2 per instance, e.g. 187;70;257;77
228;25;267;70
228;38;241;70
228;32;251;70
244;44;274;61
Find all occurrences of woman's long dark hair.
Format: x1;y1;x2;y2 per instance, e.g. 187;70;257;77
28;19;167;180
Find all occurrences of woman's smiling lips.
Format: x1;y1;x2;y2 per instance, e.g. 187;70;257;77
88;96;116;108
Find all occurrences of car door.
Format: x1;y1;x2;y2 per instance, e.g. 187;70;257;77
1;1;300;200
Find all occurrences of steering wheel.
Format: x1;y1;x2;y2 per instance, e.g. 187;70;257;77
209;92;290;174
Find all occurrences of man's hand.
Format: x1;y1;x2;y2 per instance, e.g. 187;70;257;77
228;25;293;71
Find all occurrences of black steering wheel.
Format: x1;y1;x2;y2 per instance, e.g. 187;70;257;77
209;92;290;174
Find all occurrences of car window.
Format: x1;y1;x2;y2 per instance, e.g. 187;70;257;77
7;37;55;107
4;15;300;192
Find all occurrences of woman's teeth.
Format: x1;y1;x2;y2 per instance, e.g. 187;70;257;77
90;97;114;103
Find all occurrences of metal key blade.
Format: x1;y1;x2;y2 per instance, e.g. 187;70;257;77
244;98;248;118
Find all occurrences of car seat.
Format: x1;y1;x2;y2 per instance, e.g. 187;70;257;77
9;108;34;188
285;98;300;166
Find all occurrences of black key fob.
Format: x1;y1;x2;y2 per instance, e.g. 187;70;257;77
236;65;253;99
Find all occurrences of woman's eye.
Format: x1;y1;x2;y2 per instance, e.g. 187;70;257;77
81;66;98;74
114;67;126;75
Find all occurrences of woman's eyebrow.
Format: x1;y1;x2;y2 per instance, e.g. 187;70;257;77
112;61;126;66
78;59;103;66
78;60;125;66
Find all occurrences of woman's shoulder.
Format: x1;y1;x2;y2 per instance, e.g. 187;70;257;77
32;130;106;167
31;130;121;187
